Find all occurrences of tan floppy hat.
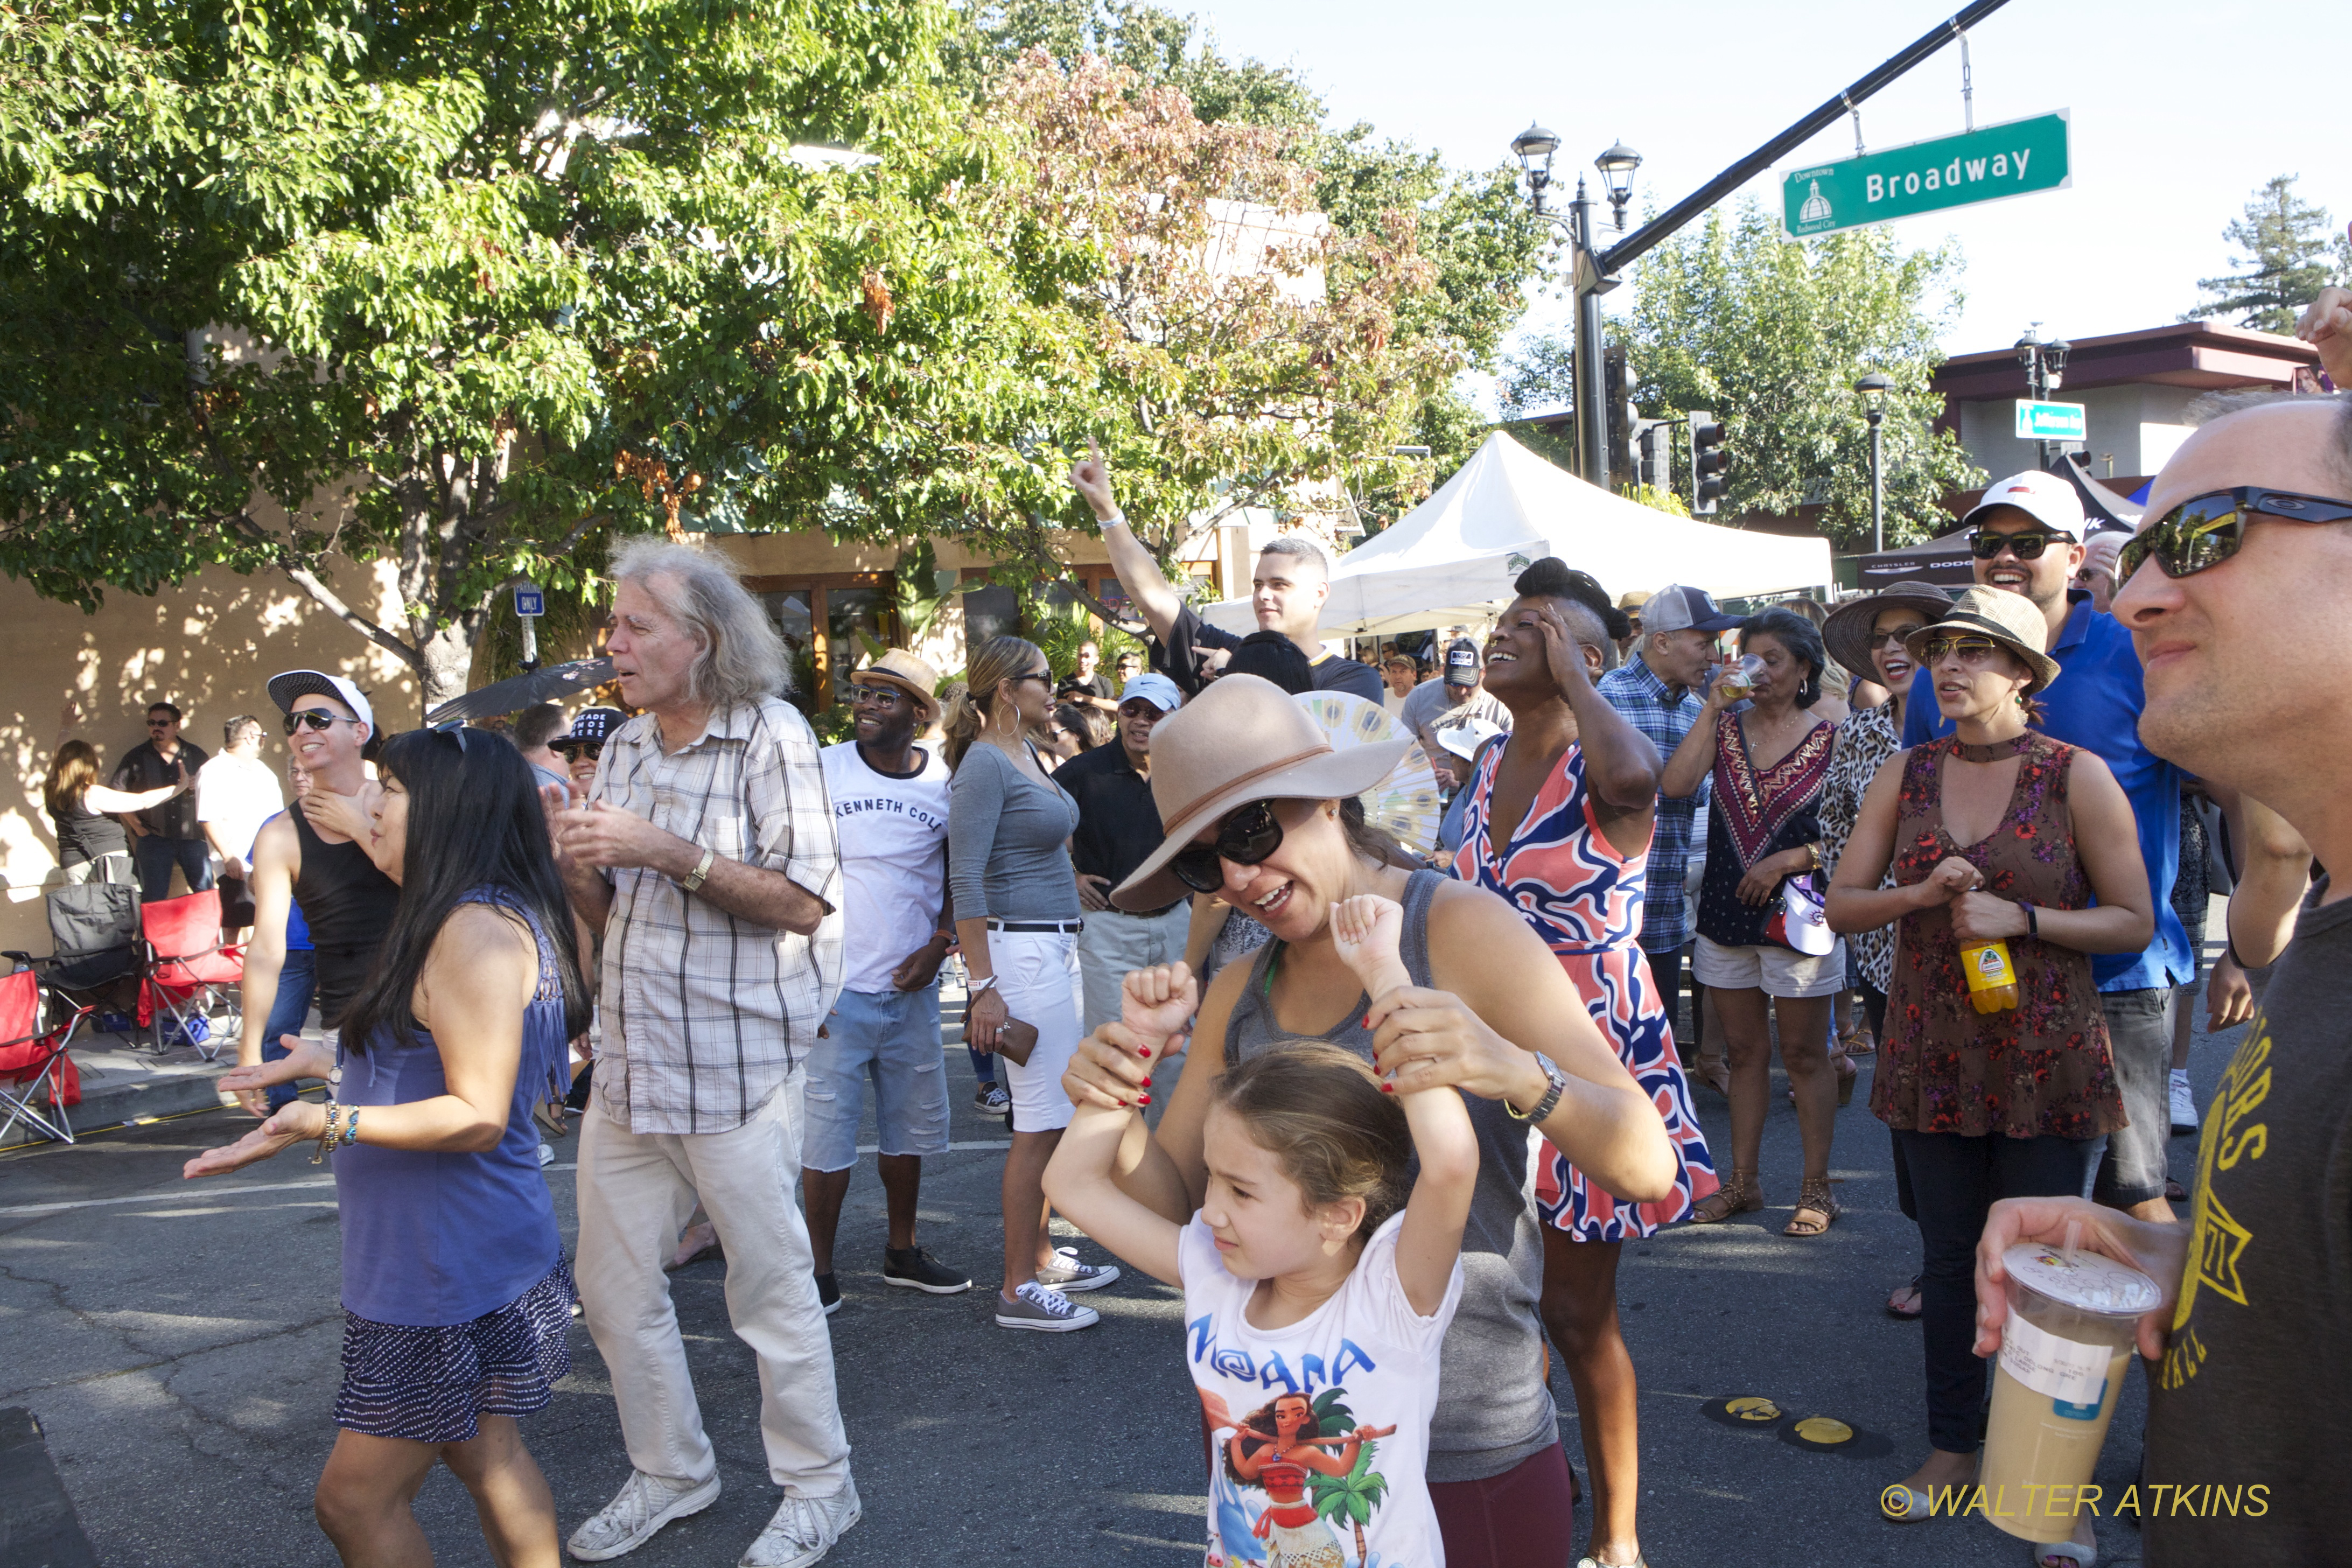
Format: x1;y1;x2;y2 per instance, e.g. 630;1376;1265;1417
854;649;941;720
1111;674;1412;911
1822;580;1953;678
1903;586;2061;694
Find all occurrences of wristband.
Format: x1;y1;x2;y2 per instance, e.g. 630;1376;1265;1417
313;1102;341;1165
681;847;716;893
1096;510;1128;533
2021;902;2039;939
969;974;999;995
341;1107;361;1146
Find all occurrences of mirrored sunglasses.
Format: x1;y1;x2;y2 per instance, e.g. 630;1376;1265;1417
2117;487;2352;581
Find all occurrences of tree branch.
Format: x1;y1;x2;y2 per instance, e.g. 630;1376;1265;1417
280;559;422;673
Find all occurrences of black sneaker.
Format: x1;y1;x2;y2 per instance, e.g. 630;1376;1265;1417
974;1082;1011;1120
883;1245;972;1295
814;1270;842;1315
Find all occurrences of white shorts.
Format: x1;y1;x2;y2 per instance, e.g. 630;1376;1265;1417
987;927;1083;1134
1692;934;1847;999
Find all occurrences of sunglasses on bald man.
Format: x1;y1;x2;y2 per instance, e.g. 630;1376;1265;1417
2118;486;2352;581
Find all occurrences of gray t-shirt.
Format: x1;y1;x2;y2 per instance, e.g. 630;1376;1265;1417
947;742;1081;922
1398;677;1508;762
1223;867;1555;1483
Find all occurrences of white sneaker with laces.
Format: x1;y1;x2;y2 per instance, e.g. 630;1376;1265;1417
739;1478;862;1568
2169;1068;2199;1134
1034;1245;1120;1292
995;1279;1099;1332
568;1469;721;1561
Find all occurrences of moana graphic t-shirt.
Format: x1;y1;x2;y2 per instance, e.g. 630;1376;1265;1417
1179;1212;1461;1568
2142;881;2352;1564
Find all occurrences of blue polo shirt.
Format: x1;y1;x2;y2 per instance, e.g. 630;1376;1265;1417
1902;590;2186;993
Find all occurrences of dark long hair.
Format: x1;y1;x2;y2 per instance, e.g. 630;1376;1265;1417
337;730;590;1054
1740;608;1827;709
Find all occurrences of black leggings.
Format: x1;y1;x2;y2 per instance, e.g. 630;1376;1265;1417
1890;1128;2095;1453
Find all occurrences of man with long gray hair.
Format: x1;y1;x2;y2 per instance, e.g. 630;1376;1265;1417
551;538;855;1568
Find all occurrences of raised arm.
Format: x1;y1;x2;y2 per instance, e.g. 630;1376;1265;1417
1660;686;1728;801
84;775;187;815
2224;790;2312;970
1530;602;1661;816
1070;440;1185;647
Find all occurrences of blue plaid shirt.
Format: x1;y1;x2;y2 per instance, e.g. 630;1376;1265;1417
1597;654;1707;953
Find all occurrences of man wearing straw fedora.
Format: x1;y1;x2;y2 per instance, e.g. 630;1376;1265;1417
806;650;972;1315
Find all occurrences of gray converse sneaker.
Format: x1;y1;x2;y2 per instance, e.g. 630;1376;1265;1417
739;1478;862;1568
2169;1067;2199;1134
995;1279;1099;1332
568;1469;720;1561
1034;1245;1120;1292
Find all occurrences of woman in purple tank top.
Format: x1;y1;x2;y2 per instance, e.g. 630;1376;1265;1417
191;727;587;1567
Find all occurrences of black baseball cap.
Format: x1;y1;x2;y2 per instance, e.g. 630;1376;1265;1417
1444;638;1482;687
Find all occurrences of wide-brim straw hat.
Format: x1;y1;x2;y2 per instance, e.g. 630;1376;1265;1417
1111;674;1412;912
1822;580;1954;678
1902;586;2061;694
856;648;941;721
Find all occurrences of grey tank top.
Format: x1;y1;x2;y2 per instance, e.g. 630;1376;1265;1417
1224;867;1556;1483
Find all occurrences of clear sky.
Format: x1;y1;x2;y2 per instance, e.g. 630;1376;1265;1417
1186;0;2350;404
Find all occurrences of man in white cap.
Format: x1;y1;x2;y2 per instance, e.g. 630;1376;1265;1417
233;671;399;1117
1056;670;1190;1033
1899;471;2188;1226
1400;637;1509;791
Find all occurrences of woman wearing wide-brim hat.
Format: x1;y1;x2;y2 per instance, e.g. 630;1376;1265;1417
1062;673;1677;1566
1825;586;2150;1555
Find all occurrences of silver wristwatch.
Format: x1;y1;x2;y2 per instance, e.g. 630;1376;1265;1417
1506;1053;1567;1123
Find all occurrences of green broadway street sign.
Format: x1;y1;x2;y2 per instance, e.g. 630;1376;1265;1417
2015;399;2087;442
1782;111;2070;237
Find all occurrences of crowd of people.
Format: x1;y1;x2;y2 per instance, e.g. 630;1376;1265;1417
20;297;2338;1567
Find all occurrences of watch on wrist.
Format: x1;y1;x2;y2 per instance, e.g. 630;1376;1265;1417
1506;1053;1567;1123
681;847;716;892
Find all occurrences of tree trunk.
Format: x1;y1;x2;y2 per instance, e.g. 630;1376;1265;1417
414;620;479;718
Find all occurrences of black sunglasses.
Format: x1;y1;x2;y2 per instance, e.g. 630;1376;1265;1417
557;738;604;761
1966;529;2071;561
284;710;361;734
1170;800;1287;894
2118;487;2352;581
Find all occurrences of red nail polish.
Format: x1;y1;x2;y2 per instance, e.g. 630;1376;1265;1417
1138;1094;1151;1104
1139;1047;1151;1058
1380;1083;1395;1094
1142;1077;1152;1088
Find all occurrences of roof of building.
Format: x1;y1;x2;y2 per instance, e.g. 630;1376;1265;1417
1931;319;2321;402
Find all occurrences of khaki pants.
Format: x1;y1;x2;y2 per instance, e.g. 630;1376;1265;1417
575;1078;851;1495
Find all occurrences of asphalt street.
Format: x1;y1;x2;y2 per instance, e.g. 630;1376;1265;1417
0;970;2242;1568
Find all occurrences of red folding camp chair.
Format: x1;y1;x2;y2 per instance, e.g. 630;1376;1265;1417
137;890;244;1061
0;966;85;1146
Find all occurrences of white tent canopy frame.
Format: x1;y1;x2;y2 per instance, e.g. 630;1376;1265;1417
1198;432;1835;638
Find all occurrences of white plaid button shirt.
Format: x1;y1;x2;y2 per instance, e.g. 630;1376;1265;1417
590;697;843;1135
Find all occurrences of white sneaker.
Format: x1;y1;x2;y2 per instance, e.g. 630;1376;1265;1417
568;1469;721;1561
739;1478;862;1568
995;1279;1099;1332
2169;1068;2199;1134
1034;1246;1120;1292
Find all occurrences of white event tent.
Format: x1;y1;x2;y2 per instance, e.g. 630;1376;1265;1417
1198;432;1835;637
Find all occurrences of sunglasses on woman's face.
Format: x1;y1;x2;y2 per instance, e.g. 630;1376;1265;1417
1915;636;2005;662
284;709;361;734
1171;800;1287;894
1966;529;2070;561
568;740;604;762
2117;487;2352;581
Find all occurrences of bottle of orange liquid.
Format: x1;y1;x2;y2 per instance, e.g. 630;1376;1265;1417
1960;939;2019;1013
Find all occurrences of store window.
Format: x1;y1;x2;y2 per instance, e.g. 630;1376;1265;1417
748;573;894;711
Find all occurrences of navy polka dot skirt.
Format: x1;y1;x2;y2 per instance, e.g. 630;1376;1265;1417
334;1256;576;1443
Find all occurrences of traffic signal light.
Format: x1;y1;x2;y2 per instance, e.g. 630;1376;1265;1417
1636;421;1674;492
1688;411;1730;515
1603;346;1634;488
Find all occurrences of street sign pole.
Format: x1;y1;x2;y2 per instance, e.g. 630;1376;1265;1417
514;584;545;673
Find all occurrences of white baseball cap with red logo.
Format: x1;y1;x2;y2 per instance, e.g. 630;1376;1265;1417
1961;470;2087;540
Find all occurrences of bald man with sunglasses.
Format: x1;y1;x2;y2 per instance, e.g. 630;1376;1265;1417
1971;390;2352;1566
1900;471;2190;1229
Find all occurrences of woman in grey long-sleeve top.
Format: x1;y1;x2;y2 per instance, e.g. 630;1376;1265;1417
945;636;1116;1333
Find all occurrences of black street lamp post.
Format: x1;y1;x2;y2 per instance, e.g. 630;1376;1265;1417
1855;372;1892;553
2015;324;2072;472
1513;126;1637;488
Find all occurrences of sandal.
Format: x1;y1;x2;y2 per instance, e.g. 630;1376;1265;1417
1835;1051;1857;1108
1690;1168;1762;1224
1783;1177;1840;1237
1886;1274;1924;1319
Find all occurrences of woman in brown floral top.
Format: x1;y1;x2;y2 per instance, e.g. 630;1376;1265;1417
1826;586;2152;1538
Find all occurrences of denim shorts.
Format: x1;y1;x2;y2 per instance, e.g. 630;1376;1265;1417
802;984;950;1173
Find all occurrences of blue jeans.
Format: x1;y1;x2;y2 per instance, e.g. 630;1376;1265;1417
802;985;949;1173
261;949;317;1112
134;835;214;904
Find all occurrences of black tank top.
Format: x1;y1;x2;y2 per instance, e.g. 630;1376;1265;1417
51;792;128;866
290;804;399;1027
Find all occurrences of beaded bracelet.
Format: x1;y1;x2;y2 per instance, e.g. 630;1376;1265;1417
341;1107;361;1147
312;1103;342;1165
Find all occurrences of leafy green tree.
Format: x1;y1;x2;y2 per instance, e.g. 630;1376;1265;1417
2190;175;2341;334
0;0;1035;705
1504;198;1980;550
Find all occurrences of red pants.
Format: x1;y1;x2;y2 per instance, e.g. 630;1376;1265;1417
1430;1442;1578;1568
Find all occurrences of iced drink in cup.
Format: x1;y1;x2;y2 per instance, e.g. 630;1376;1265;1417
1979;1242;2162;1542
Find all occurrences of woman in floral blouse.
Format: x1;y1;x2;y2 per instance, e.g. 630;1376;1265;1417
1824;586;2151;1543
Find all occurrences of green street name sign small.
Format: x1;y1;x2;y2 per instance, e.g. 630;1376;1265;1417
2015;400;2087;442
1782;111;2070;237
